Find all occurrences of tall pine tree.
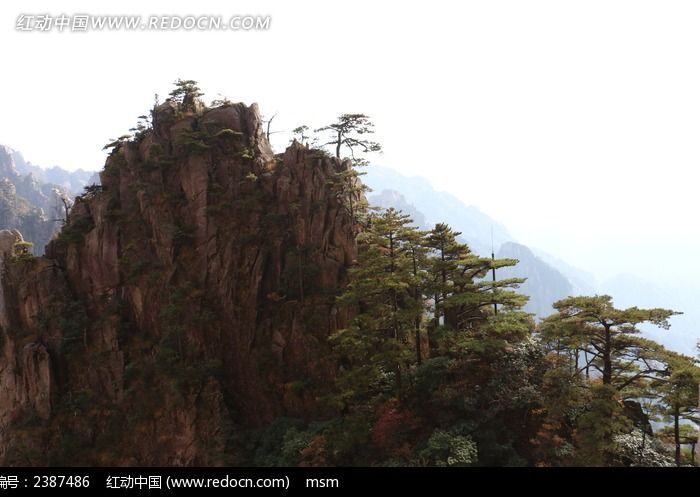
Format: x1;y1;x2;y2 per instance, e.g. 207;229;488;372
331;208;425;408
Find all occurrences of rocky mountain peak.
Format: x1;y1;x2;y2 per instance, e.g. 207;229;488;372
0;145;19;177
0;98;357;465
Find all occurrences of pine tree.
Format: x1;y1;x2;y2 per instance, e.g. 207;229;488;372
425;223;526;334
541;295;680;390
402;226;429;364
574;384;632;466
328;165;371;230
657;424;699;466
651;353;700;466
332;208;426;408
167;79;204;112
542;296;681;465
316;114;382;161
425;223;465;330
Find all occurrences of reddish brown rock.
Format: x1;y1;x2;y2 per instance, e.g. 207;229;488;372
0;101;357;465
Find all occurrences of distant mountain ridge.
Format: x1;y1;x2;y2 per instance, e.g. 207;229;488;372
0;144;96;254
497;242;573;318
365;166;574;319
369;189;428;229
364;166;511;256
530;247;597;296
364;165;695;354
8;147;97;195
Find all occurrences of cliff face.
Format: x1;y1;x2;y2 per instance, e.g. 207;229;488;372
0;100;356;465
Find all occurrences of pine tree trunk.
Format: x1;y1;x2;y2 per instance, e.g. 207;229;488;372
675;406;681;467
415;317;421;365
411;251;422;365
692;443;696;466
602;325;612;385
433;292;440;329
639;428;646;465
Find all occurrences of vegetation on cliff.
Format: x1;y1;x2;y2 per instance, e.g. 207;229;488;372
0;80;696;467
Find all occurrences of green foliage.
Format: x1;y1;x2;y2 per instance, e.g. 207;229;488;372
655;356;699;422
315;113;382;162
291;125;311;146
102;134;132;152
79;184;104;200
322;200;695;467
328;207;542;466
280;246;320;300
59;300;89;353
7;89;694;468
650;353;700;466
11;241;34;261
181;129;212;153
152;283;223;394
574;384;632;466
541;295;680;390
13;240;33;250
214;128;242;138
327;167;370;225
56;215;94;245
331;208;425;407
657;423;698;445
168;79;204;108
426;223;526;334
322;415;375;465
239;418;321;467
210;95;233;107
129;114;153;141
180;127;241;155
419;429;477;467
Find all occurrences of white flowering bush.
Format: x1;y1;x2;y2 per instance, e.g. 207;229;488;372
613;429;675;467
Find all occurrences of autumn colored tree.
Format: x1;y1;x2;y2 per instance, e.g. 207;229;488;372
530;353;588;466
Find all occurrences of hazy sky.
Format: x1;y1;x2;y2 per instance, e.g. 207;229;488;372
1;0;699;286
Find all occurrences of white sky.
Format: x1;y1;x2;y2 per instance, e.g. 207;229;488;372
1;0;699;286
